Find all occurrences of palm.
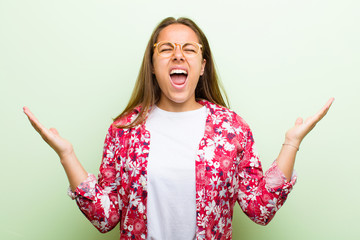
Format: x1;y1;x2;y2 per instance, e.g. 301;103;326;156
285;98;334;146
23;107;73;158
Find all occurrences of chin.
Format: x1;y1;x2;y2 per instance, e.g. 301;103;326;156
169;96;190;104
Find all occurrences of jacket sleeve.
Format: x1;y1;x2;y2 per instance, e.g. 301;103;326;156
69;126;122;233
236;127;296;226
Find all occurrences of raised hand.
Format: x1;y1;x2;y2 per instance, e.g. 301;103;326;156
23;107;74;159
276;98;334;180
23;107;88;189
284;97;335;149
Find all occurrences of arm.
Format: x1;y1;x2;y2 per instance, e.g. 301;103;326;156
237;128;295;225
73;128;121;233
23;107;121;232
237;98;334;225
23;107;88;189
276;97;334;180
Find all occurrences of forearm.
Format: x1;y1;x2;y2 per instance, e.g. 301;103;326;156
275;140;299;181
60;150;88;191
275;98;334;181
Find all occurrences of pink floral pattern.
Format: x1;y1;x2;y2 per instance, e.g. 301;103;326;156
71;100;296;239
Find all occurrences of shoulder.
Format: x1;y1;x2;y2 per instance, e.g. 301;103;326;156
109;106;142;137
199;99;251;131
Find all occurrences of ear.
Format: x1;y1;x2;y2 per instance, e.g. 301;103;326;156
200;58;206;76
151;61;156;74
151;55;155;74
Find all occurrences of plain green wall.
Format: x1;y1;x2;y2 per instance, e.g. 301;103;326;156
1;0;359;239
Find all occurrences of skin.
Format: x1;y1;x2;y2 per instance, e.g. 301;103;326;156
23;106;87;190
23;23;334;190
276;97;334;180
153;24;206;112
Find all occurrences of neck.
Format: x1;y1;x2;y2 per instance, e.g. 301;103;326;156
156;99;202;112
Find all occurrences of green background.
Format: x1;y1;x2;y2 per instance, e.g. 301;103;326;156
1;0;359;239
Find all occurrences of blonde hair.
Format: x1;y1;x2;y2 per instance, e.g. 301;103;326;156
114;17;229;128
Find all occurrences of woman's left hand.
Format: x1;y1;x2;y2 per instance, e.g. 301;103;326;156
284;97;335;149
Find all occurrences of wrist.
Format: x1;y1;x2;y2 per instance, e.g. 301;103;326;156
284;136;301;148
282;143;299;151
59;148;76;165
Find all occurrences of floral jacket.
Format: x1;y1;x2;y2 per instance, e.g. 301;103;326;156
70;100;296;240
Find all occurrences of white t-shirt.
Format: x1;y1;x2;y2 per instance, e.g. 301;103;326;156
146;105;207;240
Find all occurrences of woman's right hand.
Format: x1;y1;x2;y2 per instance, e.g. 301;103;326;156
23;106;74;159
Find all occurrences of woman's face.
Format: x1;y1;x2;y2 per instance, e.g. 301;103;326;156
152;24;206;112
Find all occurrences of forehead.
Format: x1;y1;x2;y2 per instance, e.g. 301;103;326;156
157;24;199;43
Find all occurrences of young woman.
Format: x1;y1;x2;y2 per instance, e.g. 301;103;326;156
24;17;334;240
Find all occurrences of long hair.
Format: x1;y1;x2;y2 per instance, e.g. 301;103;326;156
114;17;229;128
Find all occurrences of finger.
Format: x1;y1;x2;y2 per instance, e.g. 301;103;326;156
49;128;59;136
304;115;317;130
312;97;335;123
295;117;303;125
23;106;48;135
318;97;334;115
326;97;335;108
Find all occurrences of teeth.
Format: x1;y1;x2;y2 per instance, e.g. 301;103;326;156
170;69;188;75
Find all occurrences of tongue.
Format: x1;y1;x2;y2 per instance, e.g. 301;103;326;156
170;74;187;85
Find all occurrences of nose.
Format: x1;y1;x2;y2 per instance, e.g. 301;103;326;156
172;43;185;60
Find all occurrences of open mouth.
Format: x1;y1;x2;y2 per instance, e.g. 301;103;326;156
169;69;188;88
